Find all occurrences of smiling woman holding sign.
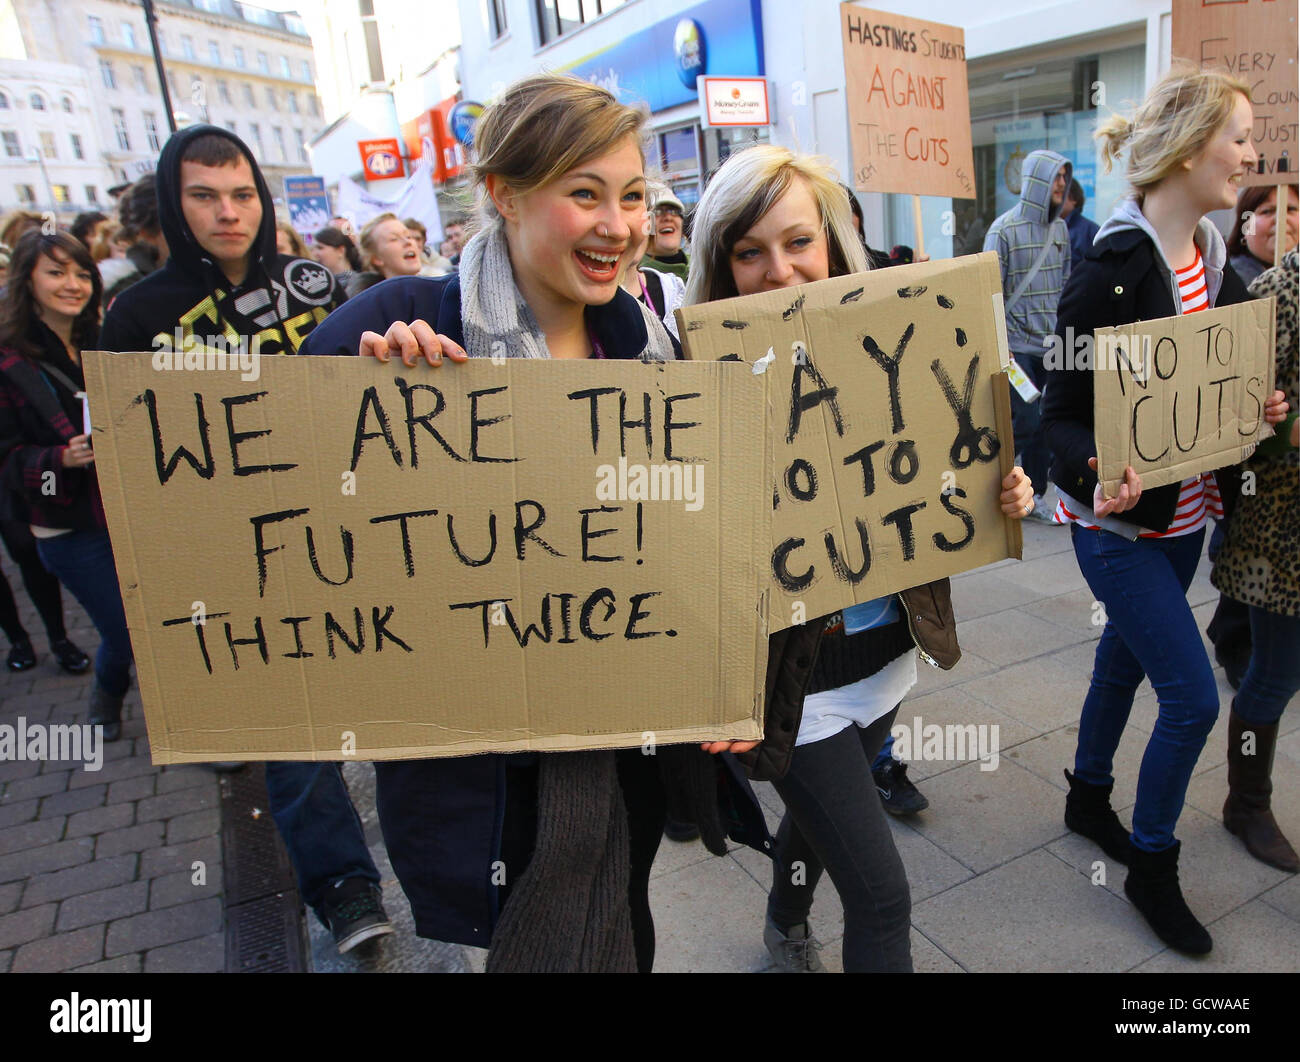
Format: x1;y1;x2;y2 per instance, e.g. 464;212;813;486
1041;66;1290;956
684;144;1035;973
300;74;816;973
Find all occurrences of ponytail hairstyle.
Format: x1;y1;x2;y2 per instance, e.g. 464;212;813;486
314;225;363;271
1095;64;1252;200
685;145;868;307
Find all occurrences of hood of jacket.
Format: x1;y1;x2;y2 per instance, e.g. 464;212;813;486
1018;150;1071;225
155;123;279;288
1094;195;1228;276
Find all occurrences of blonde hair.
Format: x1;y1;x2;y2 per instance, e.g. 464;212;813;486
358;212;403;268
684;145;869;306
471;73;648;221
275;221;309;258
1096;65;1252;197
89;219;122;263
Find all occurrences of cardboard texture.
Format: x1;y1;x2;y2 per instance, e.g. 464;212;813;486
840;3;976;199
1172;0;1299;187
1094;299;1277;496
80;354;772;763
676;252;1022;632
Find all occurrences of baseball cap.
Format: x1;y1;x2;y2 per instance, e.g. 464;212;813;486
654;192;685;215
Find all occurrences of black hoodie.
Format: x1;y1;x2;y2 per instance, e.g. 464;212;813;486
99;124;343;355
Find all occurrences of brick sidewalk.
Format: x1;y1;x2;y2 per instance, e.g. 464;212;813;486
0;557;224;973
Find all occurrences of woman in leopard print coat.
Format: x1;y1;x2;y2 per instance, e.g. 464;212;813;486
1211;248;1299;873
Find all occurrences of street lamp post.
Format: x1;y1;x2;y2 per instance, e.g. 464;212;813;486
26;151;57;215
140;0;177;134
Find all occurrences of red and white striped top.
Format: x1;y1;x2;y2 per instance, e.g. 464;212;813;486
1053;245;1222;537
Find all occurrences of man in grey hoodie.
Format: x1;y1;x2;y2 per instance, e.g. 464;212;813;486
984;149;1072;513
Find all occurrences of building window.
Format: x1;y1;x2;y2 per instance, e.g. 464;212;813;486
300;59;311;81
279;56;291;78
16;184;35;204
0;92;7;109
217;80;231;104
30;92;45;111
61;96;73;114
225;120;237;134
112;108;130;150
242;83;255;107
144;112;160;152
2;131;21;158
167;71;179;99
39;130;56;158
293;126;306;162
52;184;69;204
256;51;269;75
157;31;167;55
123;22;137;49
99;60;116;90
88;15;104;44
489;0;508;39
85;185;99;203
266;87;278;110
307;94;319;118
233;45;245;68
248;122;264;156
536;0;624;45
181;36;195;61
132;66;147;93
70;133;84;159
287;91;298;114
272;126;286;161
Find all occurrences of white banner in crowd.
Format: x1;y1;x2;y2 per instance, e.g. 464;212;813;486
336;141;444;244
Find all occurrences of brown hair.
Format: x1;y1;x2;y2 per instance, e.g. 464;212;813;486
358;212;403;266
275;221;308;258
1095;64;1251;198
0;231;102;358
314;225;363;271
0;210;45;251
181;133;245;168
470;74;647;219
1227;185;1281;258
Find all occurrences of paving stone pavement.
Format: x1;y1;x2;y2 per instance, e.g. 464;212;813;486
3;514;1298;973
0;553;223;974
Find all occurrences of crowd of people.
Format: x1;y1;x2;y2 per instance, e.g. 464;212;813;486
0;61;1294;973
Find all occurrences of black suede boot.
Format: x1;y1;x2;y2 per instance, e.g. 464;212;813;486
1063;769;1131;865
1123;840;1211;955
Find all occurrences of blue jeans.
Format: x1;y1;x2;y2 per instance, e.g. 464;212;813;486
1009;353;1050;497
1070;525;1218;852
1235;607;1300;726
264;761;381;922
872;731;896;771
35;529;133;697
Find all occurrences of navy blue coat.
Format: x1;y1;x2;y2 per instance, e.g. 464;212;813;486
299;275;769;947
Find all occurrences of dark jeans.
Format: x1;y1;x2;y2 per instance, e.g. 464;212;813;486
0;520;67;646
1009;353;1050;497
34;529;132;697
768;705;912;972
1235;607;1300;726
264;761;381;922
1206;521;1252;667
1070;525;1218;852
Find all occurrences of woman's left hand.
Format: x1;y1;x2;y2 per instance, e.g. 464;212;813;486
700;740;760;755
1264;390;1290;425
1000;465;1035;519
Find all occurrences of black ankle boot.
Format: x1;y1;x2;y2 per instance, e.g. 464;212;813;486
1124;840;1212;955
1063;769;1131;865
89;683;124;743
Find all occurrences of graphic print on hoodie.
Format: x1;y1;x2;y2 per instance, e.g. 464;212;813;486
982;149;1072;357
99;124;344;356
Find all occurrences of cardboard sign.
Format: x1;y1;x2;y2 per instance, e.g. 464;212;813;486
1093;299;1277;496
81;355;771;763
840;3;976;199
676;253;1022;632
1172;0;1299;186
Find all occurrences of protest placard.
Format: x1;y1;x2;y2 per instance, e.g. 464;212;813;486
840;3;976;199
676;252;1022;632
81;355;771;763
1093;299;1277;496
1172;0;1298;187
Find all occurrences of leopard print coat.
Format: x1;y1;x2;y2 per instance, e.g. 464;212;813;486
1211;250;1299;617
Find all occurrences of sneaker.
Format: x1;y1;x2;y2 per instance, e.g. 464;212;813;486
873;759;929;816
50;637;91;674
6;636;35;672
763;915;826;973
320;878;395;954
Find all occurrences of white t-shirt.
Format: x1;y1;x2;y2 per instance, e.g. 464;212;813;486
796;650;918;747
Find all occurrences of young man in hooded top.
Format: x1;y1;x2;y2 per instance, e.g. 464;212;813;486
984;149;1072;518
99;126;391;956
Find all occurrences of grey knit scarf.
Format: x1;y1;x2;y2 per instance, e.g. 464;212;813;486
461;216;680;973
